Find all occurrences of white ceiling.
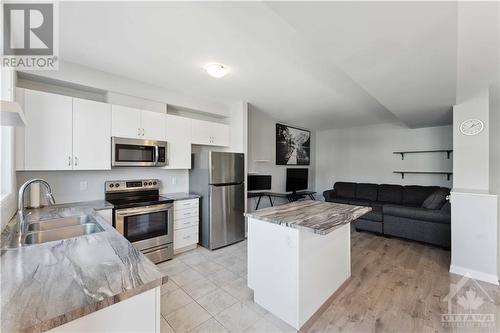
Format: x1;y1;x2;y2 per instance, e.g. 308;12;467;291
59;2;461;130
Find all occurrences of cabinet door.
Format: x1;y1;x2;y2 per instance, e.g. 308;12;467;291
73;98;111;170
24;89;73;170
165;114;191;169
141;110;165;141
211;122;230;147
111;105;141;139
191;119;212;145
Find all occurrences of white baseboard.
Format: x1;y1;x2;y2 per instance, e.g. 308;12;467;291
449;264;499;285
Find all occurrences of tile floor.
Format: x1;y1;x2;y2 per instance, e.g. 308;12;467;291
157;240;296;333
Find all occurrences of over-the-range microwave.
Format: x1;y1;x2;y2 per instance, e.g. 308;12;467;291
111;137;168;167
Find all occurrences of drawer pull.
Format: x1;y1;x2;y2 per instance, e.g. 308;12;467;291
183;236;191;239
183;221;190;225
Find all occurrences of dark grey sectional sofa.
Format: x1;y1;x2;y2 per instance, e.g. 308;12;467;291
323;182;451;248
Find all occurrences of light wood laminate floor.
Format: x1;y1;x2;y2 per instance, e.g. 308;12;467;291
157;229;500;333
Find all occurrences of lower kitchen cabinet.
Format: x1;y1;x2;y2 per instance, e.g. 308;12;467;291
173;198;199;253
49;287;160;333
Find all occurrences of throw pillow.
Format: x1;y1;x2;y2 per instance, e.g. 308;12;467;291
421;188;449;210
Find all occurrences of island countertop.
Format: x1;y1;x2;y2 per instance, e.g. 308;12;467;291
244;200;371;235
0;202;166;333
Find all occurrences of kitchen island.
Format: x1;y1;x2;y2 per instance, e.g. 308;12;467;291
1;201;166;333
245;200;371;330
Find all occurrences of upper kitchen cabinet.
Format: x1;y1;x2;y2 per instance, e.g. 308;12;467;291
111;105;142;138
191;119;230;147
141;110;166;141
16;89;111;171
165;114;191;169
111;105;165;141
73;98;111;170
22;89;73;170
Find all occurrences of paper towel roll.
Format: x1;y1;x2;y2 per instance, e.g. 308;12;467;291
30;183;41;208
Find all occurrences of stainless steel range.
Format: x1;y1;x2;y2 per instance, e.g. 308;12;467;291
105;179;173;263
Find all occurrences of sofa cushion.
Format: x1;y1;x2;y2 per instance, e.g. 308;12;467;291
422;188;450;209
383;204;450;224
327;197;351;205
359;205;383;222
356;183;378;201
334;182;357;199
402;186;439;206
348;199;372;207
377;184;403;204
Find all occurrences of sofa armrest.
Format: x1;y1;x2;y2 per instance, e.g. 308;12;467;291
323;189;337;202
383;204;450;224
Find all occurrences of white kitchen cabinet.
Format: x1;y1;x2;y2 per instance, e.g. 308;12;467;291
111;105;142;138
111;105;165;141
165;114;191;169
73;98;111;170
173;198;200;253
191;119;230;147
23;89;73;170
17;89;111;171
141;110;166;141
50;287;160;333
211;122;230;146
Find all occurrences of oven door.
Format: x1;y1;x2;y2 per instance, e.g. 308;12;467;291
112;137;167;167
114;203;173;251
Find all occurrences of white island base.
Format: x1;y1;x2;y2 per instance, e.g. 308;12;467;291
247;218;351;330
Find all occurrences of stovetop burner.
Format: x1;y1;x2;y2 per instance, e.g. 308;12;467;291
106;195;173;209
104;179;173;208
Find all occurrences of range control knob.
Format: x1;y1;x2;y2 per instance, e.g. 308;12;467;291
149;182;153;186
144;182;148;186
115;183;120;188
153;181;157;185
109;184;114;188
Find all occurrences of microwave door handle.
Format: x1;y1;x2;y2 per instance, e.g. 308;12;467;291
154;146;159;166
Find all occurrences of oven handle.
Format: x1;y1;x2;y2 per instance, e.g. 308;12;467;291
115;203;172;216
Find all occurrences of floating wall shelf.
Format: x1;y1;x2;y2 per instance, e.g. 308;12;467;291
254;159;270;163
393;149;453;160
393;171;453;181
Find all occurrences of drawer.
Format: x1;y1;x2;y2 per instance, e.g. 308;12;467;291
174;226;198;250
174;207;198;220
174;198;198;211
174;216;198;230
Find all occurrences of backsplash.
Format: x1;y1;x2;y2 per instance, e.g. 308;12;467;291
17;169;188;204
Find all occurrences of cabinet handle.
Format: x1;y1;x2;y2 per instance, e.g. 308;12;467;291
74;156;78;166
68;156;71;166
138;128;141;136
183;236;191;239
142;128;145;136
183;221;190;225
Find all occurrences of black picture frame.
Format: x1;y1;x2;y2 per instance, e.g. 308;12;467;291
276;123;311;165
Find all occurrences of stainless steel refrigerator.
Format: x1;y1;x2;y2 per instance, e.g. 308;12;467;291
189;152;245;250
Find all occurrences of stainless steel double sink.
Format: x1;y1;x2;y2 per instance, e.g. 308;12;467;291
23;215;104;245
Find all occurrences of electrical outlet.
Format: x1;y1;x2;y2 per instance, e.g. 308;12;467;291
172;177;177;185
79;181;88;191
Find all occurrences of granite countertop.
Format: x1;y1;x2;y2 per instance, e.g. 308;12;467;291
245;200;372;235
162;192;201;201
0;202;166;333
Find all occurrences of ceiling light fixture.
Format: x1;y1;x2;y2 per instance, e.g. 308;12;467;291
204;63;228;78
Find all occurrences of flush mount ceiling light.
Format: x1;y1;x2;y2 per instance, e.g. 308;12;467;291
204;63;228;78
